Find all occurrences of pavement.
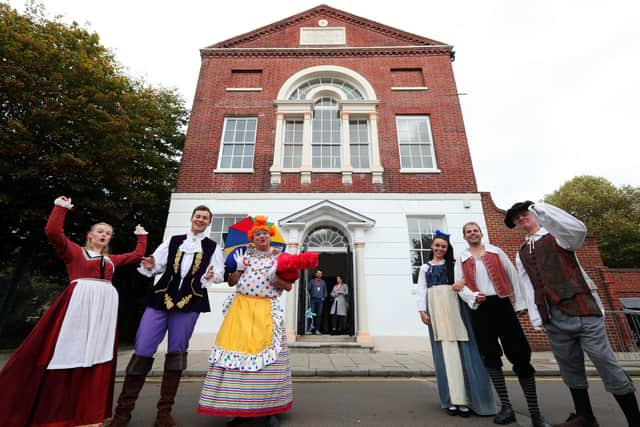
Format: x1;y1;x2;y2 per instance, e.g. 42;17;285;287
2;345;639;378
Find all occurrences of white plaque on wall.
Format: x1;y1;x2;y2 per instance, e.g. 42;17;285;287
300;27;346;45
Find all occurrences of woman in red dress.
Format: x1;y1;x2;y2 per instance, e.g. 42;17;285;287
0;196;147;427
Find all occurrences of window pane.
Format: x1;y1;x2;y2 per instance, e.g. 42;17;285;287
407;216;445;283
219;117;256;169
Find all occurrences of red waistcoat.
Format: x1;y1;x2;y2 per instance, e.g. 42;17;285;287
461;251;513;298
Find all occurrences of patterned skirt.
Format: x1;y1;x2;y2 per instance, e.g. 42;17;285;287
198;293;293;417
197;337;293;417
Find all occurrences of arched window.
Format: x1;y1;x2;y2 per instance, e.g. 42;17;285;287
304;227;349;251
289;77;364;100
312;98;341;169
271;66;384;184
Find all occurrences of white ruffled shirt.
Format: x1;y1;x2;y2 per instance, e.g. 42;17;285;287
454;243;527;311
515;202;605;329
138;231;225;287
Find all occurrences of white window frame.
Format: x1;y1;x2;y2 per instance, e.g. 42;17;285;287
210;214;248;249
407;216;445;285
311;97;342;171
282;119;304;170
396;115;440;173
215;117;257;172
349;118;371;170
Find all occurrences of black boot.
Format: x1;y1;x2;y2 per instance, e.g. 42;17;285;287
108;354;154;427
265;414;280;427
614;392;640;427
494;406;516;424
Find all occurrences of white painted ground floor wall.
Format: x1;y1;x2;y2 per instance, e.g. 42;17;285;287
162;192;489;352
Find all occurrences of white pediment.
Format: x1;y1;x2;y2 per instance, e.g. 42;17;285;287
278;200;375;229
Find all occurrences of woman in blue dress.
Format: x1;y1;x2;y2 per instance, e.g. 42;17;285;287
416;231;495;417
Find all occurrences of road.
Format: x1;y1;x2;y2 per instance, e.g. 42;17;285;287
117;376;632;426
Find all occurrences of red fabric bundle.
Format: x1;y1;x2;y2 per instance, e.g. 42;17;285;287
276;252;319;282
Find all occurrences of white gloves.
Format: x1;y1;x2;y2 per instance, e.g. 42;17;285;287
233;249;246;271
134;224;148;235
54;196;74;209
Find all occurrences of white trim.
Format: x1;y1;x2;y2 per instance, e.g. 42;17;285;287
391;86;428;91
400;168;442;174
276;65;377;101
171;192;482;201
213;168;254;174
225;87;263;92
202;45;453;51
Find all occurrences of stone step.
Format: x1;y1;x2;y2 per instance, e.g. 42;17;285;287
289;336;374;353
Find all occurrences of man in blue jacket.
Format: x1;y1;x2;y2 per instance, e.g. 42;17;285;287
307;270;327;334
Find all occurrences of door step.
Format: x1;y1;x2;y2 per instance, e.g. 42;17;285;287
289;335;374;353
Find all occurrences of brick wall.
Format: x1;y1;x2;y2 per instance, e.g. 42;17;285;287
481;192;640;351
177;10;477;194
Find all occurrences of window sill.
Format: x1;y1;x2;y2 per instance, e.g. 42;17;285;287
399;168;441;174
391;86;429;91
214;168;255;174
226;87;263;92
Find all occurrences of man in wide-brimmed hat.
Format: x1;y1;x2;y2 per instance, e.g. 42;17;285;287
507;200;639;427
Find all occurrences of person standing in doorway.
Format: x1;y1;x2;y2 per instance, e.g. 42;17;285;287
330;274;349;334
307;270;327;334
507;201;640;427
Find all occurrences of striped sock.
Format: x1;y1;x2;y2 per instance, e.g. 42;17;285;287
487;368;511;409
518;375;541;418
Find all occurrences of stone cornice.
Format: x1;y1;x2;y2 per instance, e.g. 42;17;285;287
209;5;447;49
201;46;453;59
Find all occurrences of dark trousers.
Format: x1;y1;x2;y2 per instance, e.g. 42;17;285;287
308;298;324;332
331;314;346;332
470;296;535;378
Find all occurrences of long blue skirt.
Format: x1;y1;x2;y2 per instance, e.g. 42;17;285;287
427;302;496;415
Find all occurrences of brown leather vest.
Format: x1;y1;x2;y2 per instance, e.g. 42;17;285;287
518;234;600;322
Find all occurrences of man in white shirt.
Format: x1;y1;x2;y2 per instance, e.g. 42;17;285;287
109;205;225;427
454;222;549;427
507;200;639;427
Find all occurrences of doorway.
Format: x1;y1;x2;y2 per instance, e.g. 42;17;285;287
297;252;354;336
296;226;354;336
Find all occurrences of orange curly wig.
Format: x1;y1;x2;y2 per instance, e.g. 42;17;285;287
248;215;276;241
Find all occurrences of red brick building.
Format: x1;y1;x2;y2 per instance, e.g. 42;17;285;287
166;5;640;351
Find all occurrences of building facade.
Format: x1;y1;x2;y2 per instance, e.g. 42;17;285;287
167;5;501;351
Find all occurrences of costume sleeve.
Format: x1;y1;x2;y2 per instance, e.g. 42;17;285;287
110;235;147;267
529;202;586;251
416;265;428;312
138;238;170;277
454;255;480;309
44;205;75;264
201;244;225;285
497;247;526;311
515;253;543;330
330;285;337;298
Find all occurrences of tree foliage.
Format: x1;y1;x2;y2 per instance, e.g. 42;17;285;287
0;2;188;341
545;176;640;268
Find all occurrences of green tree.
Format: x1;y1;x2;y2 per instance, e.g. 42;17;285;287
0;2;188;341
545;176;640;268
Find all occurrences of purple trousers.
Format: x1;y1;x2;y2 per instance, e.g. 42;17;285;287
134;307;200;357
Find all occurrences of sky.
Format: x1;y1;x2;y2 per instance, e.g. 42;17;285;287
7;0;639;208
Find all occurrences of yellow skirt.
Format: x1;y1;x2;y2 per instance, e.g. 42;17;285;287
215;294;274;355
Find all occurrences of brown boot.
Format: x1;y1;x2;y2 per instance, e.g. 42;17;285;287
107;354;154;427
154;352;187;427
553;413;599;427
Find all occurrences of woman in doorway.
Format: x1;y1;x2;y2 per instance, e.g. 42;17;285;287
330;274;349;334
0;196;147;427
416;230;495;417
